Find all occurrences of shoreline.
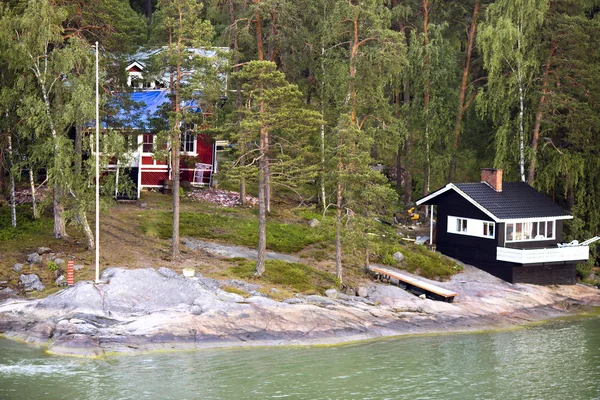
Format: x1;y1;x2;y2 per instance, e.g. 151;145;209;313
1;266;600;358
2;304;599;359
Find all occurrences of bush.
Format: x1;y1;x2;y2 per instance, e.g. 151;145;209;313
0;206;53;241
576;260;594;280
230;259;339;293
378;243;462;281
47;261;59;272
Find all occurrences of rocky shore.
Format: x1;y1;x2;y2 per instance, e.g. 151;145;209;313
1;265;599;357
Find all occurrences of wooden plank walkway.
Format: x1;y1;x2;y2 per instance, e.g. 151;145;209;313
371;266;458;303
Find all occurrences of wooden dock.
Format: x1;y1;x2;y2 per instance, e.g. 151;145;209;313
371;266;458;303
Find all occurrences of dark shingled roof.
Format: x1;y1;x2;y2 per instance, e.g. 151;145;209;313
453;182;571;220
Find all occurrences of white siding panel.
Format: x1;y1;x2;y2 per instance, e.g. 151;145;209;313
447;215;495;239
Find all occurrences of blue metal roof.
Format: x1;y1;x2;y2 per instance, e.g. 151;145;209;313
106;90;200;130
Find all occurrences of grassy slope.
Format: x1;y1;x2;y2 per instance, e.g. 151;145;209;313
0;191;461;297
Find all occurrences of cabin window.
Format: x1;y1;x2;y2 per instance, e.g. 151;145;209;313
483;222;494;238
181;131;195;153
142;134;153;153
506;220;555;242
447;216;495;239
456;218;467;232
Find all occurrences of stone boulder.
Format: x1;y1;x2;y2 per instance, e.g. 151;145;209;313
55;275;66;286
393;251;405;263
325;288;338;299
158;267;180;279
20;274;45;291
74;264;85;271
54;258;65;266
308;219;320;228
12;263;23;273
37;247;52;255
0;287;16;300
356;286;368;298
27;253;42;264
217;291;245;303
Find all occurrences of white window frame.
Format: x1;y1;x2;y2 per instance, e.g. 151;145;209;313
483;221;494;238
505;220;555;243
447;216;495;239
142;134;154;154
180;130;195;154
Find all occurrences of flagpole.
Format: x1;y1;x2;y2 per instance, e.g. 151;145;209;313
95;41;100;284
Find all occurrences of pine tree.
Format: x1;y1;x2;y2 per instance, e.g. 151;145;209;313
234;61;322;276
153;0;213;259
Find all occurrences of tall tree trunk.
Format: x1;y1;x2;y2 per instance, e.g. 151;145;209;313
78;208;95;250
253;1;271;213
517;21;525;182
29;168;38;219
320;43;327;210
7;133;16;228
422;0;431;195
171;11;184;260
254;1;264;61
403;34;412;204
450;0;479;182
144;0;152;21
528;43;556;185
335;179;343;284
255;101;268;276
74;125;82;175
0;148;5;197
348;16;359;124
40;79;67;238
395;90;403;193
228;0;246;206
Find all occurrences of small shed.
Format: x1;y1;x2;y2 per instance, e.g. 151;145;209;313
416;169;589;285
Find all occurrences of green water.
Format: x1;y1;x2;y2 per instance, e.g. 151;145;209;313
1;317;600;400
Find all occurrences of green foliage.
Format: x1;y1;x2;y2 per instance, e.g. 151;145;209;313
141;210;335;254
230;259;339;293
46;261;59;272
0;206;53;241
378;244;462;281
221;285;247;296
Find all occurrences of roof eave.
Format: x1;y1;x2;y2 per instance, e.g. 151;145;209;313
416;184;501;222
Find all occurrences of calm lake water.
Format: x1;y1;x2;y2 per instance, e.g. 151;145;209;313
1;317;599;400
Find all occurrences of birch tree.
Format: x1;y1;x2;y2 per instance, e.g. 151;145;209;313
478;0;549;181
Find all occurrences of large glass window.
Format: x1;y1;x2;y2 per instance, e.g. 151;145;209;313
456;218;467;232
506;220;555;242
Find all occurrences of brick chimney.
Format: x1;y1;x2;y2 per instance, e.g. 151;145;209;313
481;168;503;192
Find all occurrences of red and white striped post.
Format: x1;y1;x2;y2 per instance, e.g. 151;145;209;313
67;260;74;286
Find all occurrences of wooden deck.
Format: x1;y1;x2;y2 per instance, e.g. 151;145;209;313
371;266;458;303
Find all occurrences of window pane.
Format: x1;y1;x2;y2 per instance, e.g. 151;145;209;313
483;223;488;236
143;136;153;152
489;224;494;237
456;219;461;232
515;223;523;240
523;222;532;240
532;223;538;238
547;221;554;238
507;223;514;241
539;222;546;237
462;219;467;232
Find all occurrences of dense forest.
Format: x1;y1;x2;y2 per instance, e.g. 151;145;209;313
1;0;599;277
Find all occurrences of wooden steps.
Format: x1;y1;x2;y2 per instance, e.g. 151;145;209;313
371;266;458;303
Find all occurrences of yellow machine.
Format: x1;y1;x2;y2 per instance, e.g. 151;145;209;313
407;207;420;221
